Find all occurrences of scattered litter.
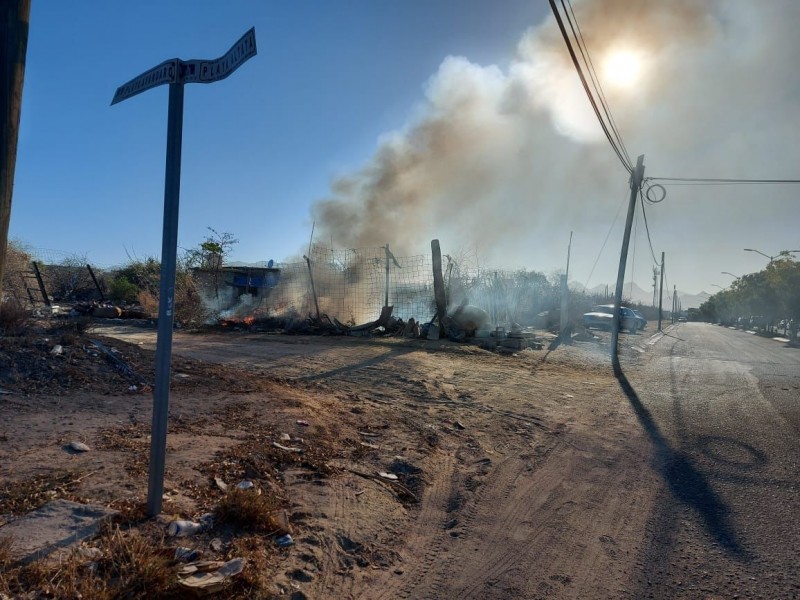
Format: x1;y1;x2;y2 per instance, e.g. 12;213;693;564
296;419;310;426
68;441;90;453
214;477;228;492
279;433;292;442
0;388;13;395
358;431;381;438
453;420;466;430
174;373;190;379
273;441;303;453
168;520;204;537
50;345;63;356
177;558;246;595
378;472;398;481
276;534;294;548
198;513;215;529
128;385;138;392
175;546;201;561
236;480;255;491
210;538;225;552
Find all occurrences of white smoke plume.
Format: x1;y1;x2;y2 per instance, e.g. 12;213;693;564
311;0;800;292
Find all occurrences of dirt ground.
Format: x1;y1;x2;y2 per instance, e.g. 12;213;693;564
1;320;660;599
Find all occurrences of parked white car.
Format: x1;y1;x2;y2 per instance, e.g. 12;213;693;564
583;304;641;333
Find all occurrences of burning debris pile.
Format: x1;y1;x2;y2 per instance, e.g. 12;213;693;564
203;241;550;351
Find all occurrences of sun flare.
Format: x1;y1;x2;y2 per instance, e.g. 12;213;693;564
602;50;643;89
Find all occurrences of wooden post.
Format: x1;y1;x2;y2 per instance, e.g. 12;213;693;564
431;240;447;337
304;255;321;321
32;261;50;306
0;0;31;300
87;264;105;301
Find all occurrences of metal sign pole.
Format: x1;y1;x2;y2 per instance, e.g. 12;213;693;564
146;82;184;516
113;28;257;517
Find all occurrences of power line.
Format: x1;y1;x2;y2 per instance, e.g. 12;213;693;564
648;176;800;185
639;190;660;265
548;0;632;174
583;190;628;290
562;0;632;169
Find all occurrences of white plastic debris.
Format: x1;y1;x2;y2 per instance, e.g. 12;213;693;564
378;472;398;481
177;557;246;595
168;520;204;537
50;345;63;356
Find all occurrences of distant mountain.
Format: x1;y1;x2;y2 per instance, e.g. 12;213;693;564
570;281;710;309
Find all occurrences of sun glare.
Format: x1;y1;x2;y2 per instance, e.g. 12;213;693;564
602;50;643;90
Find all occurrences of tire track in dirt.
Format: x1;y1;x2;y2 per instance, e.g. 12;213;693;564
368;449;457;600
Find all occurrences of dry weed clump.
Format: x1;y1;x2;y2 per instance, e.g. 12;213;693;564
0;300;27;336
0;527;177;600
215;488;284;534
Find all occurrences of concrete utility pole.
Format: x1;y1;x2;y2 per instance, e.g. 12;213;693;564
611;155;645;369
0;0;31;300
657;252;665;331
112;28;257;517
559;231;573;341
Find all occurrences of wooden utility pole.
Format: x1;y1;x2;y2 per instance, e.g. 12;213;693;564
0;0;31;300
611;155;645;369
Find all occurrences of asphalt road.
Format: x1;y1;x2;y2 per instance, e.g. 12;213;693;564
622;322;800;599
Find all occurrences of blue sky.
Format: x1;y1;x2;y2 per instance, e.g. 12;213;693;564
13;1;546;266
11;2;800;295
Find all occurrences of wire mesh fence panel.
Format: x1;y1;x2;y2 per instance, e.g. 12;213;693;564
248;245;436;324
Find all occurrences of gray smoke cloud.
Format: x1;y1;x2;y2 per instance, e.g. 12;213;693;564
311;0;800;292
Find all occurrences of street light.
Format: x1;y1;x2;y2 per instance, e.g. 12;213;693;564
711;284;725;291
743;248;800;264
721;271;740;279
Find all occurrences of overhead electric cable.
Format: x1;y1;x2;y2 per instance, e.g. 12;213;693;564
563;0;632;169
548;0;632;174
639;190;660;265
649;177;800;185
584;191;628;290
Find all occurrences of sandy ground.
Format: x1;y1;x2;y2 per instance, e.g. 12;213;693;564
1;323;661;598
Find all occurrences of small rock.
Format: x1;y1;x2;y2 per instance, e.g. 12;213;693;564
50;345;63;356
68;441;90;453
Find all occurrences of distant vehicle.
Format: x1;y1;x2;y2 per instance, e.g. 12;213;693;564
678;316;687;322
632;310;648;330
583;304;640;333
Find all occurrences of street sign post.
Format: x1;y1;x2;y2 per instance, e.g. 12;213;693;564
112;28;257;517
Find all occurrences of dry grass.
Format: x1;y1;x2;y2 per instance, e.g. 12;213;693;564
0;300;27;336
215;488;285;534
0;470;84;515
0;526;180;599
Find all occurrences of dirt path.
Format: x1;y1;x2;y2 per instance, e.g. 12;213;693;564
82;325;663;598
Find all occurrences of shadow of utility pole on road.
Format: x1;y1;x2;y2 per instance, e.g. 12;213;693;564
614;364;748;559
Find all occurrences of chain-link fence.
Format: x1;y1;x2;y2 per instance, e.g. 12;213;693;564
4;242;580;329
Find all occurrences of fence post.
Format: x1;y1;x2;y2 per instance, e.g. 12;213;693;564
431;240;449;337
87;264;105;301
304;254;321;321
32;261;50;306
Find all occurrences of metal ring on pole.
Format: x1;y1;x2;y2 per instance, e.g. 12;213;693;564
645;182;666;203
